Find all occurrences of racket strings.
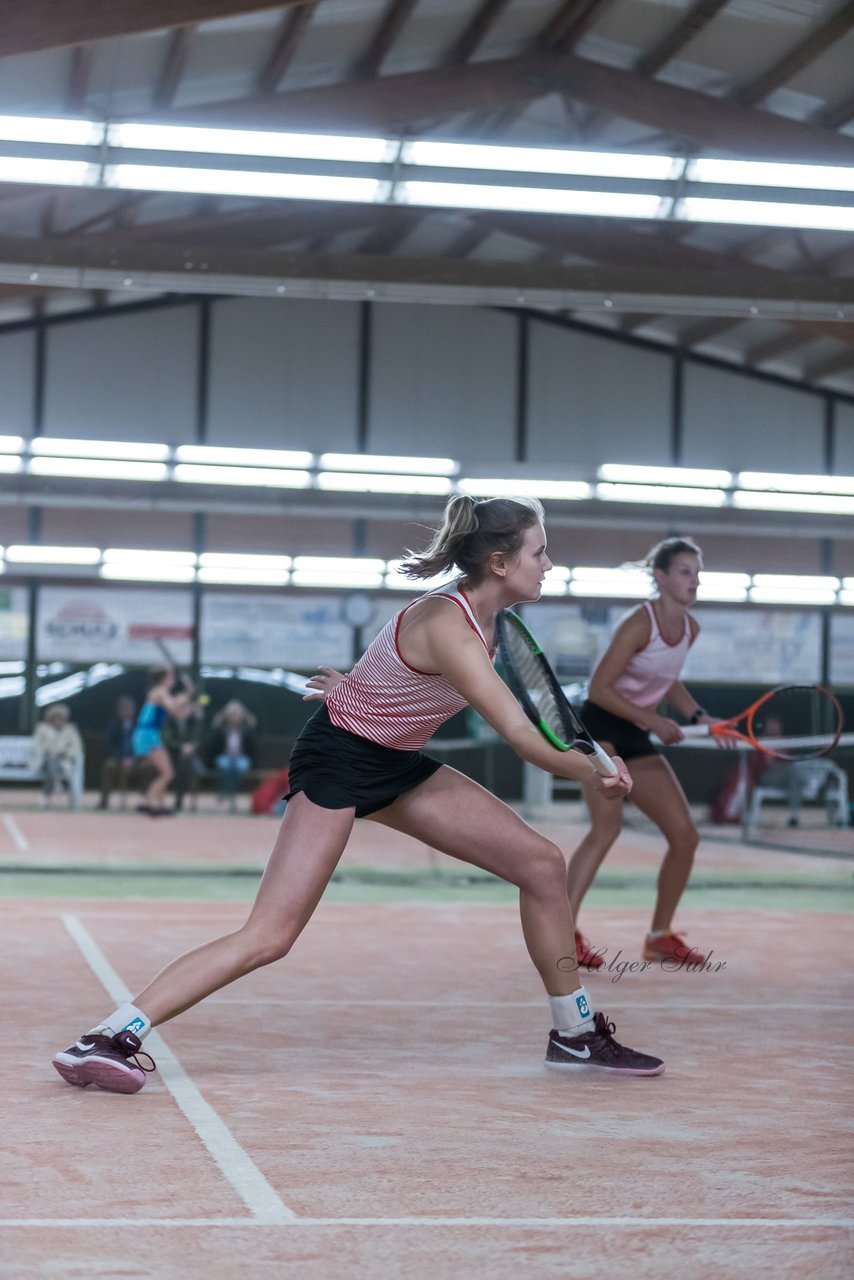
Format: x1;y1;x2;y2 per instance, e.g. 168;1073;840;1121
750;687;843;760
502;632;566;738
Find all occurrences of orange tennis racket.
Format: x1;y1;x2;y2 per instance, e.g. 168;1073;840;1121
681;684;843;761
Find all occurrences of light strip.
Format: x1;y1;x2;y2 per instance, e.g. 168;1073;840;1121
689;157;854;194
0;158;96;187
401;141;676;181
173;463;311;489
4;544;100;565
319;453;456;475
107;165;384;204
103;548;196;565
100;564;196;583
0;435;23;453
749;586;838;605
197;567;290;586
293;557;386;573
459;478;590;500
680;197;854;233
733;491;854;515
599;464;732;488
597;482;727;507
752;574;840;590
0;456;21;473
0;115;102;146
399;181;664;219
31;437;169;461
317;472;453;495
198;553;292;570
738;470;854;496
108;123;391;164
291;569;385;588
29;457;167;481
175;445;312;468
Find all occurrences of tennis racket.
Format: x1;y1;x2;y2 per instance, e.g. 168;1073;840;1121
495;608;617;777
681;684;843;761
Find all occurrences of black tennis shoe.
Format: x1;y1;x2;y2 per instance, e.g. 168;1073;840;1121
545;1012;664;1076
52;1029;156;1094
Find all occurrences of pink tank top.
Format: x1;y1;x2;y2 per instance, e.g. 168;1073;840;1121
326;583;491;750
612;601;693;711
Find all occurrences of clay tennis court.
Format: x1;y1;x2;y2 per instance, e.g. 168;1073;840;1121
2;799;851;1279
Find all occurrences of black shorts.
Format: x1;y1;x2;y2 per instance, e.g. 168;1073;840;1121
581;700;658;763
286;704;443;818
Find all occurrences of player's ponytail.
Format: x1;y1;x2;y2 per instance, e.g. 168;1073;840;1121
400;494;544;582
643;536;702;573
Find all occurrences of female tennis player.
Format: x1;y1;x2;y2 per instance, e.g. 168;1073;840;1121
132;665;196;815
52;496;664;1091
567;537;718;971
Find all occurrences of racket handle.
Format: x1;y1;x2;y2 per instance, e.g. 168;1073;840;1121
679;724;712;738
590;742;619;777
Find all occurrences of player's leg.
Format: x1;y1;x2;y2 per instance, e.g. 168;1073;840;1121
625;755;705;963
52;792;354;1091
369;765;663;1076
142;745;174;809
565;743;625;918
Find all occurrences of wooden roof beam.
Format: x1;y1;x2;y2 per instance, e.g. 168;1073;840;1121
256;3;315;94
634;0;730;78
352;0;420;81
154;26;195;111
445;0;514;64
803;348;854;384
735;1;854;107
0;0;306;58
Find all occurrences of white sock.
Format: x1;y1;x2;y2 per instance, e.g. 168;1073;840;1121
549;987;595;1037
647;929;670;940
89;1003;151;1041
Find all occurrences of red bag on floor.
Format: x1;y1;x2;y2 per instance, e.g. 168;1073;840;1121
251;768;290;815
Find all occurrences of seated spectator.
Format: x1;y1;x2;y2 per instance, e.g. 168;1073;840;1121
205;701;257;812
97;695;137;811
31;703;84;809
162;697;207;813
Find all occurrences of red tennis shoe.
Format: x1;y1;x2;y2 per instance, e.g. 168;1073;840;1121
575;929;605;970
643;932;707;965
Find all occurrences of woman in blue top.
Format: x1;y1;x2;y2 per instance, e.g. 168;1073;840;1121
133;665;194;815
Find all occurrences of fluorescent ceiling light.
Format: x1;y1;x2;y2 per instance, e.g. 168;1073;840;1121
319;453;456;475
0;114;102;146
752;574;840;590
844;579;854;591
174;463;310;488
294;557;386;574
599;464;732;488
459;478;590;499
199;552;292;570
100;564;196;583
5;544;100;564
402;141;675;181
197;567;290;586
597;482;727;507
29;457;167;481
318;471;452;495
384;563;458;591
733;491;854;515
104;549;196;565
0;456;21;473
0;435;23;452
697;572;751;602
31;437;169;461
749;586;838;605
175;445;312;468
689;157;854;194
400;181;663;219
108;123;392;164
291;569;384;588
545;566;571;582
738;471;854;496
107;164;383;204
0;158;95;187
839;590;854;606
679;197;854;233
0;660;25;675
569;567;649;598
540;578;569;596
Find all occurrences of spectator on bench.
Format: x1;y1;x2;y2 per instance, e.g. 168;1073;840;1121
205;701;257;812
31;703;84;810
97;696;137;811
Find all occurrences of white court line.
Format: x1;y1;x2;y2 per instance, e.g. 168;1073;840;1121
61;914;295;1225
2;814;28;852
212;997;854;1011
1;1216;852;1229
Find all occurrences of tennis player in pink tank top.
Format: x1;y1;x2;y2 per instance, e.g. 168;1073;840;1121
52;495;666;1093
566;538;723;971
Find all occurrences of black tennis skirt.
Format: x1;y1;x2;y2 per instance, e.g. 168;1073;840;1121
581;700;659;762
286;704;444;818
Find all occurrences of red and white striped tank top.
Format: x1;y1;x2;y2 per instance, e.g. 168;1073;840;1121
326;583;491;750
